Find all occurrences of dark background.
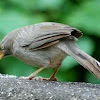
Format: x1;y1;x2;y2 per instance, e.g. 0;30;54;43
0;0;100;83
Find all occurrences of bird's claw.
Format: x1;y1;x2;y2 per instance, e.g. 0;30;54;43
19;76;33;80
19;76;57;81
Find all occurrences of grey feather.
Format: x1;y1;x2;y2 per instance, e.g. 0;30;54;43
16;22;81;50
58;41;100;79
1;22;100;80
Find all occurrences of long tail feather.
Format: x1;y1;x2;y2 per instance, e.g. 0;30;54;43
58;41;100;79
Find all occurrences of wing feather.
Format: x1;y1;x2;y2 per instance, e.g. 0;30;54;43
29;34;70;50
15;22;82;50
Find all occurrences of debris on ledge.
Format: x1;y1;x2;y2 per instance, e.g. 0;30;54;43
0;74;100;100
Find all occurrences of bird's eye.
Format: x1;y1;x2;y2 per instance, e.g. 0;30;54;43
0;45;4;50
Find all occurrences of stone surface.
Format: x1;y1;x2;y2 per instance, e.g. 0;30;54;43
0;74;100;100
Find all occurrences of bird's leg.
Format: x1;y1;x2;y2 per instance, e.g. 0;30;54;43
20;62;62;81
20;67;44;80
43;63;62;81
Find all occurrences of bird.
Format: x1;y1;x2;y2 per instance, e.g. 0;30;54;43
0;22;100;81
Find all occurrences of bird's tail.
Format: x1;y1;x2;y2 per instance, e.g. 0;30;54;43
58;41;100;79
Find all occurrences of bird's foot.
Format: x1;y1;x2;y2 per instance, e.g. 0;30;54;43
32;77;57;81
43;77;57;81
19;76;34;80
20;76;43;80
20;76;46;80
20;76;57;81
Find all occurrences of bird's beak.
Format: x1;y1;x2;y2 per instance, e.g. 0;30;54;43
0;50;5;60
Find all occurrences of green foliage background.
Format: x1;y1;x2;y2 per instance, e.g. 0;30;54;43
0;0;100;83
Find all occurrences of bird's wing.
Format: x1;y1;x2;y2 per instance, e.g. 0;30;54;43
16;22;82;50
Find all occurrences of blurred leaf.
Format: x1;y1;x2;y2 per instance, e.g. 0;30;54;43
0;1;5;8
57;68;79;82
61;36;95;70
65;0;100;36
0;10;46;34
0;33;4;41
0;57;36;76
76;36;95;54
9;0;64;11
9;0;37;11
36;0;64;10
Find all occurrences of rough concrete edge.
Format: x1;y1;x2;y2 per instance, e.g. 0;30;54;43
0;74;100;100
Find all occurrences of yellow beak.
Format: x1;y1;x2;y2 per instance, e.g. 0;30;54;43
0;50;5;60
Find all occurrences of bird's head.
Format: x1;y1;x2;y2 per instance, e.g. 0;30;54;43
0;30;18;60
0;36;13;60
0;43;12;60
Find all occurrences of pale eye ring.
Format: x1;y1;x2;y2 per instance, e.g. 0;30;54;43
1;45;4;50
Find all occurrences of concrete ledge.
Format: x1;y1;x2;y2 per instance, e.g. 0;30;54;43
0;74;100;100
